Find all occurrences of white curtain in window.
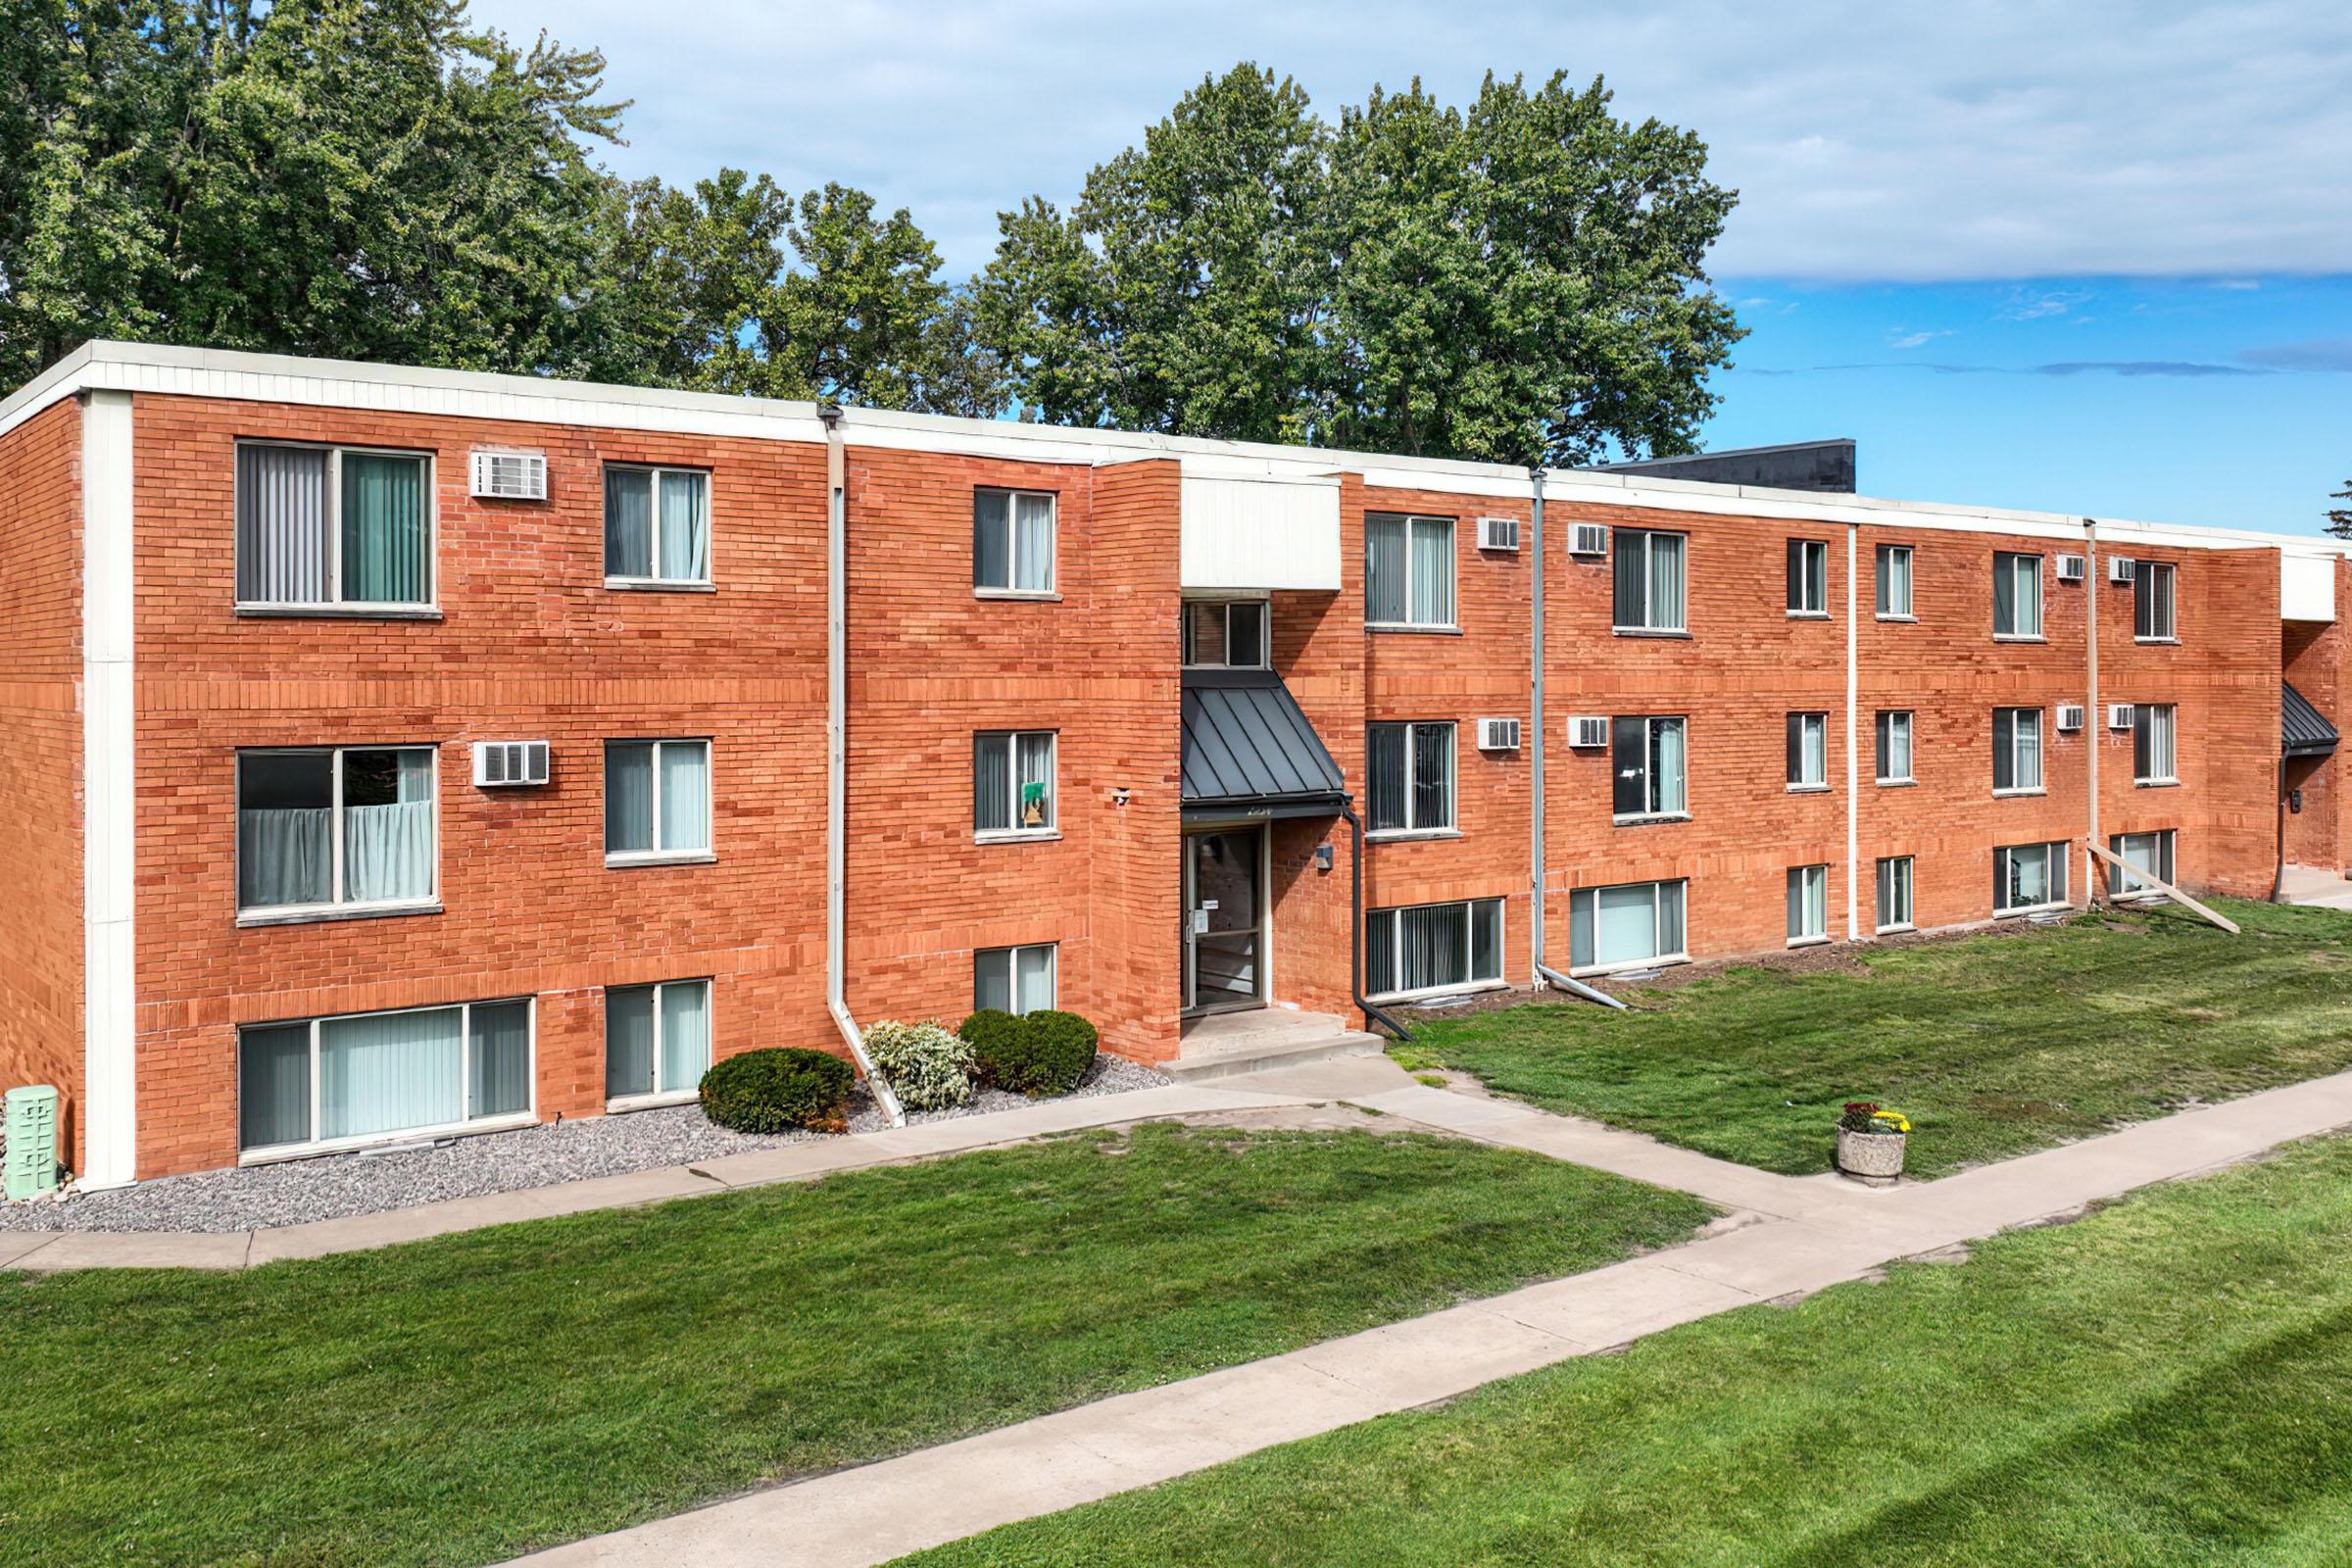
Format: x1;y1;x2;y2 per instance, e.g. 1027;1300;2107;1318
1647;534;1686;628
343;752;434;904
607;743;655;853
1015;947;1055;1013
318;1006;464;1141
1014;493;1054;590
236;445;329;604
606;468;654;577
1367;516;1407;623
659;982;710;1093
1016;733;1054;829
974;735;1012;831
1595;884;1660;967
1789;866;1827;940
974;949;1013;1013
1410;517;1454;625
2016;713;2041;788
659;471;710;581
1652;719;1687;812
606;986;657;1098
659;742;710;851
1801;717;1827;785
239;807;331;908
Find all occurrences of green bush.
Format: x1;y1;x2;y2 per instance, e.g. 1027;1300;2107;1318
699;1047;855;1134
957;1008;1024;1073
862;1019;974;1111
961;1008;1099;1098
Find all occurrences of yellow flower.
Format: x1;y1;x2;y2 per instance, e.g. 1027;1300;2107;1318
1873;1109;1911;1134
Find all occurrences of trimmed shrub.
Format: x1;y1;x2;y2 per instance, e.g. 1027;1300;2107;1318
962;1007;1099;1098
700;1047;854;1134
957;1008;1023;1076
862;1018;974;1111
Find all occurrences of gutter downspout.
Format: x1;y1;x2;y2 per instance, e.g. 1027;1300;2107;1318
821;407;905;1126
1529;468;1547;985
1537;961;1628;1010
1342;804;1411;1041
1844;522;1860;940
2084;517;2102;907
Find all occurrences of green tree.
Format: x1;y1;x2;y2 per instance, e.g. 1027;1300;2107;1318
2328;479;2352;540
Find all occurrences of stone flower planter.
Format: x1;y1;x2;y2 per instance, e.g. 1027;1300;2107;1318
1836;1126;1907;1186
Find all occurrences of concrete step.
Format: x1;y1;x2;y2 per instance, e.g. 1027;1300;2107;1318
1165;1009;1386;1082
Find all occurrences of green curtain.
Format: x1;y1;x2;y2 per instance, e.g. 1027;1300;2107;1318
341;455;427;603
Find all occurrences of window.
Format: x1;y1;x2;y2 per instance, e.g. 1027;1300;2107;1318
1787;539;1829;615
2108;829;2177;899
1994;841;2070;913
974;731;1057;837
1612;715;1689;819
1367;721;1456;834
237;747;437;917
1787;712;1829;790
1876;544;1914;618
1876;856;1915;932
1875;710;1914;784
975;944;1058;1014
1367;898;1503;1000
974;489;1056;594
2133;703;2178;783
604;466;710;585
1993;552;2043;638
606;739;712;862
1992;708;2043;793
606;980;711;1102
1569;880;1689;973
1366;514;1456;628
1787;864;1829;944
1183;600;1268;667
235;443;431;609
1612;528;1688;632
239;998;530;1155
2134;562;2177;641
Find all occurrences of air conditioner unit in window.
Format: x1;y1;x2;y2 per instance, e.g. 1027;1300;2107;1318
469;450;548;501
1567;715;1609;750
2107;704;2136;731
1475;515;1520;552
2055;554;2086;582
473;740;551;787
1568;522;1609;557
2056;704;2085;732
2108;556;2136;584
1477;717;1522;751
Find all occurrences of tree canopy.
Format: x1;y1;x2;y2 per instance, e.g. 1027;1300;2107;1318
2328;479;2352;540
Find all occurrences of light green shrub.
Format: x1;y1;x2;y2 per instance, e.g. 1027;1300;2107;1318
863;1019;975;1111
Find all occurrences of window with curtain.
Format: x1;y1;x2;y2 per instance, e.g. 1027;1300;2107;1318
973;489;1056;593
1365;722;1454;834
2134;562;2177;640
1876;856;1914;932
1875;710;1914;783
973;731;1056;835
1569;880;1688;973
1365;898;1502;999
238;998;531;1153
1612;715;1688;818
974;943;1058;1014
605;979;711;1102
2108;829;2176;898
1612;529;1688;631
1787;712;1829;789
1364;514;1456;627
1787;864;1829;943
1876;544;1914;617
1787;539;1829;614
237;747;436;915
605;739;712;861
1992;708;2043;793
2133;703;2178;782
236;443;429;609
1183;600;1269;667
1994;841;2068;912
604;466;710;584
1992;551;2043;638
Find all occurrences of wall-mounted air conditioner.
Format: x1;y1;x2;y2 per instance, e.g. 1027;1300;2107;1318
1476;515;1520;552
2055;554;2085;582
473;740;552;787
2108;556;2136;584
469;450;548;501
1477;717;1523;751
2107;704;2136;731
1568;522;1609;557
2056;704;2085;732
1567;715;1609;749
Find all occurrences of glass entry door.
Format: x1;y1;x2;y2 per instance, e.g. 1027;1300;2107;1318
1184;826;1264;1013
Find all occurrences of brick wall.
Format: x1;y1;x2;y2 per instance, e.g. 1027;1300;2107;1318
2282;561;2348;873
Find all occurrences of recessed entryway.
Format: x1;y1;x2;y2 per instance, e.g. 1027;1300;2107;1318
1183;824;1265;1014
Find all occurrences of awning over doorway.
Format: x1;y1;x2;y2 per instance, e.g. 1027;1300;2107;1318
2284;681;2339;759
1181;668;1348;821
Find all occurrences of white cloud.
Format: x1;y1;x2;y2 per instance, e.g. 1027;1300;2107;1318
466;0;2352;281
1888;329;1954;349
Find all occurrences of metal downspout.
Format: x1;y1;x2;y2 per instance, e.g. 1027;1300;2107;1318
2085;517;2102;907
822;407;905;1126
1536;961;1628;1010
1529;468;1547;985
1845;522;1860;940
1343;804;1411;1041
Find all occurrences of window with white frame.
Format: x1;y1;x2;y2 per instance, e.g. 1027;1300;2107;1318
1366;514;1456;627
2133;703;2177;783
1994;841;2069;913
2108;829;2177;899
1992;708;2043;793
1367;721;1455;834
1787;711;1829;790
1570;880;1688;973
2134;561;2177;641
1612;528;1688;632
606;739;712;861
1612;715;1689;819
239;998;530;1154
235;442;432;609
975;943;1057;1014
1183;600;1268;667
1787;864;1829;944
237;747;437;916
1993;551;2043;638
1876;856;1915;932
606;979;711;1102
605;465;710;585
1875;710;1914;784
974;489;1056;594
1876;543;1914;618
1366;898;1502;999
1787;539;1829;615
974;731;1056;836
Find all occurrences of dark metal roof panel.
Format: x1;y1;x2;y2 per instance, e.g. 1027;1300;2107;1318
1181;669;1348;811
2284;680;2339;757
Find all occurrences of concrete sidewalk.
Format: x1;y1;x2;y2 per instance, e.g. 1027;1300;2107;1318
514;1062;2352;1568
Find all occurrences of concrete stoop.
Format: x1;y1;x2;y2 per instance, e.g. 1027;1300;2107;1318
1163;1009;1385;1083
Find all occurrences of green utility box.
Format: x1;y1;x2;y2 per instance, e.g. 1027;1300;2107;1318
5;1085;61;1200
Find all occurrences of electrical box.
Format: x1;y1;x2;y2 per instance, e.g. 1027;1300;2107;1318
5;1084;61;1200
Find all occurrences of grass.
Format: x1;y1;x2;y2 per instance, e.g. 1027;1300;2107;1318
1400;896;2352;1177
0;1122;1710;1567
903;1133;2352;1567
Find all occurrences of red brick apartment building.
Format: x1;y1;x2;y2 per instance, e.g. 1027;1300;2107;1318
3;342;2345;1185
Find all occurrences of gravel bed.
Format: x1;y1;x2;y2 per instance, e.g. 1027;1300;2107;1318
0;1054;1168;1236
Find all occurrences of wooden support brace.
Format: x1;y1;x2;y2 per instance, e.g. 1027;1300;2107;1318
2084;840;2239;934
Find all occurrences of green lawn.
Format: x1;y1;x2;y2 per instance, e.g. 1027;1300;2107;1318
904;1132;2352;1568
1396;896;2352;1177
0;1123;1710;1567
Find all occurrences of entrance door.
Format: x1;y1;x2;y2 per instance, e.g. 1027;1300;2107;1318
1184;826;1264;1013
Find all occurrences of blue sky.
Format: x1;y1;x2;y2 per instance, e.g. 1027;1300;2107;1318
474;0;2352;533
